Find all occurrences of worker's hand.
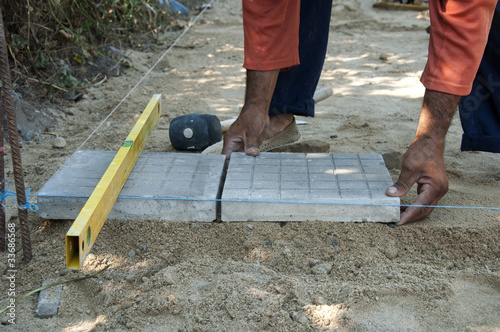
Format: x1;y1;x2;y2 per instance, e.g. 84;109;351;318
222;106;269;159
223;69;280;159
385;136;449;225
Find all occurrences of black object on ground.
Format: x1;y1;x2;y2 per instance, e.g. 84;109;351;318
169;113;222;151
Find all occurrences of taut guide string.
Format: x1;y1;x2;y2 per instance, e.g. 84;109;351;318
1;1;215;210
23;0;500;212
34;194;500;211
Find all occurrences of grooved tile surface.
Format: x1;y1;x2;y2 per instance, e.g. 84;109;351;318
37;151;226;222
221;152;399;222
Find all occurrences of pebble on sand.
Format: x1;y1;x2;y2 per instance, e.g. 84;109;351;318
312;263;333;275
52;136;67;148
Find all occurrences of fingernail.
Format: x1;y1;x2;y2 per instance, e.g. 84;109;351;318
246;147;260;156
387;186;398;194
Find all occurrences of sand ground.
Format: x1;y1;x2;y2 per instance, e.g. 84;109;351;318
0;0;499;331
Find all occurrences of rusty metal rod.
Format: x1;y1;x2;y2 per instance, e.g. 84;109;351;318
0;83;5;252
0;8;32;261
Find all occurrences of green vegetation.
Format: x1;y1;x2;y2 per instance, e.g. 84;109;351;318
0;0;180;98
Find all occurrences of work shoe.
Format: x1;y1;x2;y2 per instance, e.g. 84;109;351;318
202;118;301;154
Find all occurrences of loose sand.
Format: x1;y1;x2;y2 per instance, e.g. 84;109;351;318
1;0;499;330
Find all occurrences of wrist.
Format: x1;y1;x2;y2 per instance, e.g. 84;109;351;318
414;89;461;143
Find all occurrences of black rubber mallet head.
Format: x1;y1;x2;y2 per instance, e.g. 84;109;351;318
169;113;222;150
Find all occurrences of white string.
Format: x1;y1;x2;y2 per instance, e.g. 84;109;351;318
60;1;499;213
75;0;215;152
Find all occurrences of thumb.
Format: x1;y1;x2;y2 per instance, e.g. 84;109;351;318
386;173;417;197
244;133;262;157
244;144;260;157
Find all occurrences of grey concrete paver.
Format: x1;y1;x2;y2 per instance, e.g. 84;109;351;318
38;151;399;223
37;151;225;222
36;280;62;319
221;152;399;222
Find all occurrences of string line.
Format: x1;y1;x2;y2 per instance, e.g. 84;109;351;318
40;2;499;214
1;187;39;212
0;2;215;215
75;0;215;152
31;194;500;210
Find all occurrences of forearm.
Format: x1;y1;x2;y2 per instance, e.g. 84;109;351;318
414;89;461;145
387;89;461;224
244;70;280;110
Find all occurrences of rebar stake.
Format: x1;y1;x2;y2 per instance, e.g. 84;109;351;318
0;8;32;261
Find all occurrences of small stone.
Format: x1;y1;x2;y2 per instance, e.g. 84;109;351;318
247;224;253;230
190;223;199;230
52;137;66;149
383;244;399;260
140;246;148;252
312;263;332;275
308;260;320;267
126;274;136;283
112;273;124;281
128;250;136;258
315;297;327;305
36;280;63;318
1;275;8;282
386;271;398;279
104;293;115;306
298;315;309;325
265;241;272;246
59;269;69;276
331;237;339;247
120;301;134;310
379;53;388;61
269;260;278;267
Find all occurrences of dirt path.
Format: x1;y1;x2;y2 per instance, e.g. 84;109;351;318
1;0;499;330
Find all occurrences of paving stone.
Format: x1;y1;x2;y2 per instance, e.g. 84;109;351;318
36;280;62;319
221;152;399;222
37;151;225;222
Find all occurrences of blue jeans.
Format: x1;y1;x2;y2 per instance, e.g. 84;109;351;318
459;1;500;153
268;0;333;117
